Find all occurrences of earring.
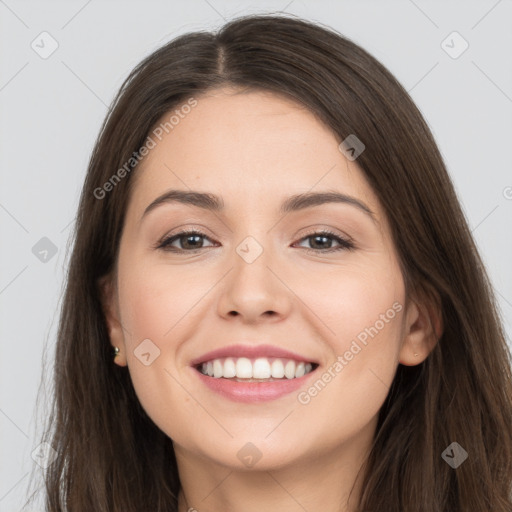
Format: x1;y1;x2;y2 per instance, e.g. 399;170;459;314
113;346;120;359
414;352;419;357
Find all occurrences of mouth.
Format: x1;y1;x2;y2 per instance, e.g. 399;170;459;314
190;344;320;402
194;356;319;382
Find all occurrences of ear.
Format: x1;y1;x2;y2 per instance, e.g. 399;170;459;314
399;288;443;366
97;274;127;367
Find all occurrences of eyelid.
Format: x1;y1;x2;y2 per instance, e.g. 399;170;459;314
296;225;353;242
153;223;214;244
153;227;216;251
295;227;356;252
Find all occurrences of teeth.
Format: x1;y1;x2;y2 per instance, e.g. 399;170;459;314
223;357;236;378
271;359;285;378
235;357;253;378
198;357;316;380
213;359;223;378
253;358;271;378
284;360;296;379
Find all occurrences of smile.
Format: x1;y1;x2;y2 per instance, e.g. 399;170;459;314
196;356;317;381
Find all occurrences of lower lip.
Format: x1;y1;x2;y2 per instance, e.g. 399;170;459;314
193;368;317;403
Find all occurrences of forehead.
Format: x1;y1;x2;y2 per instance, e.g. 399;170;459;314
128;87;381;219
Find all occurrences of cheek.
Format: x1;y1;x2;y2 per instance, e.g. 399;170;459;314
290;253;405;353
118;260;202;344
333;273;404;355
115;262;205;437
290;257;405;432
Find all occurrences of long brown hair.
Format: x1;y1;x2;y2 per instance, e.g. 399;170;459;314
25;13;512;512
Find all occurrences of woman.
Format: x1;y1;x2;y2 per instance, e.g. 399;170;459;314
30;13;512;512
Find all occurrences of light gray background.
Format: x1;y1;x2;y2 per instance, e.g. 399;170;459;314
1;1;511;510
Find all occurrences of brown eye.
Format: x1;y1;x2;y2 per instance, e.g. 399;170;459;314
157;230;215;252
294;230;355;253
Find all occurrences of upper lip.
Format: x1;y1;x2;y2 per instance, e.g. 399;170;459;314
190;344;319;366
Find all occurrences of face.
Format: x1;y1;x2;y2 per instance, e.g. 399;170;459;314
101;87;431;473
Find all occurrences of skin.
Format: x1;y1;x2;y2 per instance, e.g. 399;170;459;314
100;87;439;512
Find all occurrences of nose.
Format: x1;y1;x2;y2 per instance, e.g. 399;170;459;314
216;239;292;324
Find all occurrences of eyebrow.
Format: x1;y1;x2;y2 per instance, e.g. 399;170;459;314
141;189;377;224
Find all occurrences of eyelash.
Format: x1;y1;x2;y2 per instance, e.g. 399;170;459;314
155;228;356;254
